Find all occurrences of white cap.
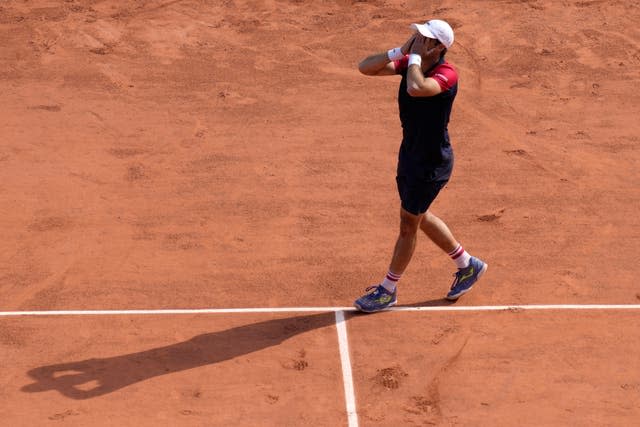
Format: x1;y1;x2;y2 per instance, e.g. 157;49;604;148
410;19;454;48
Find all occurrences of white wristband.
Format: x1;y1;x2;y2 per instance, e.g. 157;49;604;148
408;54;422;67
387;47;404;61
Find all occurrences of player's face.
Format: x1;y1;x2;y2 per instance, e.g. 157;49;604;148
425;38;440;49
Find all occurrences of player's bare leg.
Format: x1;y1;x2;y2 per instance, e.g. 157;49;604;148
420;210;488;300
354;208;422;312
389;208;424;274
419;210;458;253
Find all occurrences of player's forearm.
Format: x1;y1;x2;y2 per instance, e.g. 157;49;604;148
407;64;441;97
358;52;391;75
407;65;426;92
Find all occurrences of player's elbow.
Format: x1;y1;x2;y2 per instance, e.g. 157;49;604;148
407;82;439;97
358;61;375;76
406;83;422;97
407;77;442;97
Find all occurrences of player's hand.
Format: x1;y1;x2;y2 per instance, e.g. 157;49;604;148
423;44;445;64
400;33;417;55
410;35;446;63
409;35;426;55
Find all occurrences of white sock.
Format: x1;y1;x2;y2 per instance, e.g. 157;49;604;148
380;270;401;292
448;244;471;269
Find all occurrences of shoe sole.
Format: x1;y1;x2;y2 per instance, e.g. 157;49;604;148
354;299;397;313
445;262;488;301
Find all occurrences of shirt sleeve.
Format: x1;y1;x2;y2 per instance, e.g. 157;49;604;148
429;63;458;91
394;55;409;74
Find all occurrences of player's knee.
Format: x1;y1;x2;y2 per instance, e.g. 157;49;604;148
422;210;442;226
423;210;437;221
399;216;420;237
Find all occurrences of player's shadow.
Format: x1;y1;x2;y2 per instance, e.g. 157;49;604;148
398;297;458;308
21;312;336;400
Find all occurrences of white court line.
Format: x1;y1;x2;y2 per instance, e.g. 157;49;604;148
1;304;640;316
0;307;353;316
335;310;358;427
3;305;638;427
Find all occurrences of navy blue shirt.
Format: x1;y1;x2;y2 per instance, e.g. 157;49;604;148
394;57;458;181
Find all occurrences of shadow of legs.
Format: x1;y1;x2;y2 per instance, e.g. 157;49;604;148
22;312;335;399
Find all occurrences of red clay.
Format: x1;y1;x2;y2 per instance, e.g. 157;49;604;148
1;0;639;425
348;310;640;425
3;313;344;426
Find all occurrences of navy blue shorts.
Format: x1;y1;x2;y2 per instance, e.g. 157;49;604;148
396;176;448;215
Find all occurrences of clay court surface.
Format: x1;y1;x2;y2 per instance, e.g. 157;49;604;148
1;0;639;425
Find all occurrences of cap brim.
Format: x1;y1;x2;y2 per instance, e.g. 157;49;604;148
410;23;436;39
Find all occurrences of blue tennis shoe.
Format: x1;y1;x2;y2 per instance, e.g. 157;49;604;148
446;257;488;300
354;285;397;313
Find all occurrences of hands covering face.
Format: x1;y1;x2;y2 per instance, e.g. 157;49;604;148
409;34;446;63
400;33;417;55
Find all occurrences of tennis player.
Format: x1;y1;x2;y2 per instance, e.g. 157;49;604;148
354;20;488;312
